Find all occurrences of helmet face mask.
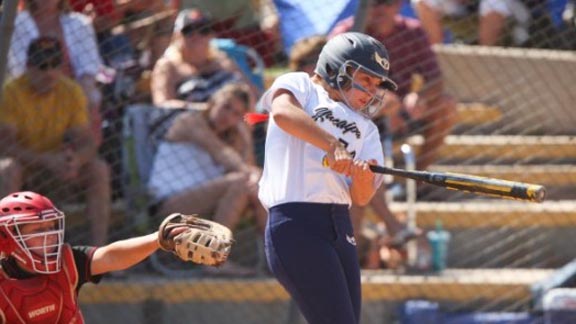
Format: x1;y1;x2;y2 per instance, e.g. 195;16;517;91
0;192;65;274
336;61;389;118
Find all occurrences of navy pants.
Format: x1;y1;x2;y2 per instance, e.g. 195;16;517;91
265;202;361;324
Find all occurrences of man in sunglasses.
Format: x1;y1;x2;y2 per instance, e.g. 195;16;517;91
329;0;457;269
332;0;457;173
0;36;112;246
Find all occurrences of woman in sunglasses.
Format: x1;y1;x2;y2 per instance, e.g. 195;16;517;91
151;8;259;110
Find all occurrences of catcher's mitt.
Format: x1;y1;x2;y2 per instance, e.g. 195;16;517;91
158;213;234;266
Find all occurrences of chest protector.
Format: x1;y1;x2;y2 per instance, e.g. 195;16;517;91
0;244;83;324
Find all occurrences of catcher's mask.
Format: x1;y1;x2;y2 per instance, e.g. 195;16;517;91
315;32;398;118
0;191;65;274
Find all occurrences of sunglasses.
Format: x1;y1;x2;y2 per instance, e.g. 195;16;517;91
32;58;62;71
373;0;400;5
182;25;212;37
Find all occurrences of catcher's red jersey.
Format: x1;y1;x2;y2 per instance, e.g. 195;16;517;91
0;244;83;324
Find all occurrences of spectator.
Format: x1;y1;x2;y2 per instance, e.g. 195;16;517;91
147;83;266;241
151;8;259;109
68;0;175;72
333;0;457;173
68;0;119;32
175;0;280;66
333;0;458;268
0;37;111;246
372;2;457;171
114;0;175;66
412;0;568;47
9;0;106;145
288;35;327;75
411;0;480;44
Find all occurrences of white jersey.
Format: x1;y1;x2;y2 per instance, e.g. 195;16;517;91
258;72;384;208
148;141;226;201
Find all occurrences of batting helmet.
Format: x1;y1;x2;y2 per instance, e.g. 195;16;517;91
315;32;397;117
315;32;397;91
0;192;65;274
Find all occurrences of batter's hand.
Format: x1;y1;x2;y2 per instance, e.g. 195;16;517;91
324;141;353;175
350;159;376;185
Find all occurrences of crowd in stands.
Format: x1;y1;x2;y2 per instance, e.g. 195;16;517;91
0;0;574;274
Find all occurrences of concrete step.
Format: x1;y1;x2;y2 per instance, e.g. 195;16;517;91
367;200;576;229
456;102;502;125
79;269;553;304
400;135;576;161
78;269;554;323
428;164;576;186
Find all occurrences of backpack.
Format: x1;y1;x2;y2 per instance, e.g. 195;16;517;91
211;38;265;92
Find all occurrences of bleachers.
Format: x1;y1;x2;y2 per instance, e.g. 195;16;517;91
404;135;576;161
77;269;555;323
80;269;554;304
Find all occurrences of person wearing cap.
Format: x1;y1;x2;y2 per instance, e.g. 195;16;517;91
9;0;107;145
411;0;556;47
332;0;457;173
0;36;112;246
174;0;280;66
151;8;260;110
328;0;456;270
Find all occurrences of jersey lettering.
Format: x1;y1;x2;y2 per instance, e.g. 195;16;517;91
337;138;356;158
312;107;361;139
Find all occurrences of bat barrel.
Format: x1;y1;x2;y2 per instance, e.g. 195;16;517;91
433;172;547;203
367;165;546;203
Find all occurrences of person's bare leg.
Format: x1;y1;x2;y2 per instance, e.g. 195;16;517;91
159;172;250;230
0;158;24;197
369;186;404;234
80;158;111;246
211;174;250;230
479;12;507;46
249;194;268;234
414;2;446;44
369;186;423;248
417;94;458;170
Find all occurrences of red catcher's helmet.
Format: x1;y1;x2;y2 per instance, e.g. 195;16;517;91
0;192;65;274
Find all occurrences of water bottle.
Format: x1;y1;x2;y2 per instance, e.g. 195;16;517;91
427;220;450;272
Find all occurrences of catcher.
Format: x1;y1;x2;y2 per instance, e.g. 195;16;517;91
0;191;233;324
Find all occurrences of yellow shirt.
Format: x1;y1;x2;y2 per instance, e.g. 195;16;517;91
0;75;88;152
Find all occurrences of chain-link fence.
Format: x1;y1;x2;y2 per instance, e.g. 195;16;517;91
1;0;575;323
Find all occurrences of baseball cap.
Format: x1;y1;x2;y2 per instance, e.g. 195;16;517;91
174;8;213;34
27;36;62;70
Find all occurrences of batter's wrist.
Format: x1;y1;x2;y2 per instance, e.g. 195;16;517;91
327;139;344;152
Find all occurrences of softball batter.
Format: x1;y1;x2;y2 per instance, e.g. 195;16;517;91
258;32;397;324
